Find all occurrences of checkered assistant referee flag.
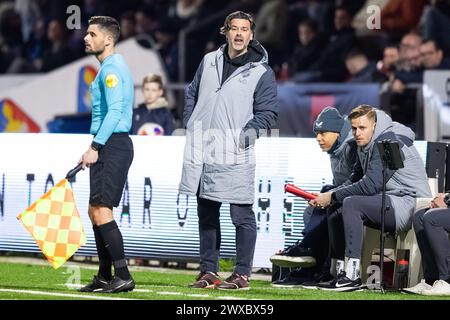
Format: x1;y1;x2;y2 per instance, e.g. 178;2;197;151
17;164;86;269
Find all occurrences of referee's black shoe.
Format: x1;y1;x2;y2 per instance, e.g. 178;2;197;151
78;275;109;293
102;276;135;293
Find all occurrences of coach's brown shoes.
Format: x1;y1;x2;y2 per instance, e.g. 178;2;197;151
216;273;250;290
189;272;222;289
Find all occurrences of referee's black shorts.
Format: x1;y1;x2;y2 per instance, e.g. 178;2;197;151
89;133;134;208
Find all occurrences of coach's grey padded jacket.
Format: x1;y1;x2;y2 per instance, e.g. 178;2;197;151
334;110;431;232
179;41;278;204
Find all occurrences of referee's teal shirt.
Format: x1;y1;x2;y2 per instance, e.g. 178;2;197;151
90;53;134;145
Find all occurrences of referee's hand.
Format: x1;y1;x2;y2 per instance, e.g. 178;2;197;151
80;146;99;169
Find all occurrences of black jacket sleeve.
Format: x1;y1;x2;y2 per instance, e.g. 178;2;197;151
183;58;204;128
334;133;400;202
242;65;278;136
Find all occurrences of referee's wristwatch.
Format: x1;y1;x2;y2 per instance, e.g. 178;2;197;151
90;141;103;152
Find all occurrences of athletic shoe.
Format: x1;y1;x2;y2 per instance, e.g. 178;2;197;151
421;280;450;296
216;273;250;290
318;271;364;292
272;274;313;288
189;272;222;289
402;279;432;295
78;275;110;293
300;272;334;290
270;245;316;268
102;276;135;293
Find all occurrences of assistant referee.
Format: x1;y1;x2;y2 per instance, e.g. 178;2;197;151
79;16;134;293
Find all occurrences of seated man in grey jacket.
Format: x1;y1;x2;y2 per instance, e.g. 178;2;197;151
311;105;432;292
271;107;357;287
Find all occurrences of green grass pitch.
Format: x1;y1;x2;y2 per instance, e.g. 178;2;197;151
0;259;450;300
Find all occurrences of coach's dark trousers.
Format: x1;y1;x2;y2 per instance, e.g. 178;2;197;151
197;197;257;276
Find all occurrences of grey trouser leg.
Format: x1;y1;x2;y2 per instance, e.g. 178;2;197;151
341;195;396;259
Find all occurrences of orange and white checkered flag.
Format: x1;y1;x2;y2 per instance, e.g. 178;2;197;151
17;164;86;269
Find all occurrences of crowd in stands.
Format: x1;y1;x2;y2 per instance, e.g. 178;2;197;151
1;0;450;128
1;0;449;80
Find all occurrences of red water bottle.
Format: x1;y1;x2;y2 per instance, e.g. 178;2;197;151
396;259;409;289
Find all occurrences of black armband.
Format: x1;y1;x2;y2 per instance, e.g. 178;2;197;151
444;193;450;208
331;192;337;202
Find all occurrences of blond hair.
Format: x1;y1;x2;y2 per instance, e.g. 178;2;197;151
348;104;377;122
142;74;163;90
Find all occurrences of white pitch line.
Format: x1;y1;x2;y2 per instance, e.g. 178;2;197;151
62;283;250;300
62;284;152;293
134;289;152;293
156;291;183;296
62;283;83;289
0;288;135;300
186;294;210;298
217;296;244;300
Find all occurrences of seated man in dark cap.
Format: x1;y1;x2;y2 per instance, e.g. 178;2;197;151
271;107;358;288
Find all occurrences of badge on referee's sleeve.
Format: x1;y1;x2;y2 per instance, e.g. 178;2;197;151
105;73;119;88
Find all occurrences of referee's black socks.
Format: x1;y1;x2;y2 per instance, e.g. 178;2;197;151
98;220;132;281
93;225;112;281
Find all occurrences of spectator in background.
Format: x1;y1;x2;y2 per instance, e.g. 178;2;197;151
38;19;75;72
336;0;366;17
135;7;159;36
288;18;326;78
376;44;399;79
120;11;137;41
0;5;35;73
140;0;170;18
420;39;450;70
383;33;423;134
82;0;106;22
296;6;356;82
254;0;288;69
380;0;427;35
15;0;41;44
288;0;335;36
24;17;48;66
167;0;205;31
391;32;423;93
345;49;386;83
132;74;175;136
154;19;178;81
422;0;450;55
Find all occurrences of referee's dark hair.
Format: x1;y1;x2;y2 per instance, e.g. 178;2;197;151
88;16;121;45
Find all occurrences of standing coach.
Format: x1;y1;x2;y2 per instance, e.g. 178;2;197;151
179;11;278;290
